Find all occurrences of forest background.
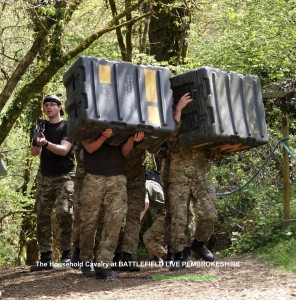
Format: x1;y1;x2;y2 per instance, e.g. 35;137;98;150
0;0;295;272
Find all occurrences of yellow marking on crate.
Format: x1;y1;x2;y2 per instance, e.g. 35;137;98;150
98;65;111;84
144;69;157;103
148;106;161;125
244;82;252;89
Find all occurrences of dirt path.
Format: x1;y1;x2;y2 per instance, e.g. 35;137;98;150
1;255;296;300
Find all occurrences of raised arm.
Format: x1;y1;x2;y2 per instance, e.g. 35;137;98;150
173;92;193;123
121;131;145;157
81;128;113;154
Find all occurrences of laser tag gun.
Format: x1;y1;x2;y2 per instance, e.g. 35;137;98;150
32;116;46;146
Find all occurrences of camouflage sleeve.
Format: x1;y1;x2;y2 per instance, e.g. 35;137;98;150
167;120;182;142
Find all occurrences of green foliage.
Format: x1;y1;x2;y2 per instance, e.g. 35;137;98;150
137;245;148;260
212;140;296;259
188;0;296;85
256;230;296;273
0;184;28;266
144;151;158;170
0;126;37;266
256;186;296;273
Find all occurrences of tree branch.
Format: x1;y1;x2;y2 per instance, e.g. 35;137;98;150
0;0;83;114
109;0;127;60
0;210;33;223
125;0;133;62
0;0;148;146
0;22;54;113
64;12;148;62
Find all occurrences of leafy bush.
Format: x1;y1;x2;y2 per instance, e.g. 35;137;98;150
211;139;296;257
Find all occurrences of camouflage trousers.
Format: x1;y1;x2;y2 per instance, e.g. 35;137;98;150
164;189;196;252
167;148;218;253
161;158;196;250
79;173;127;263
143;211;167;258
71;174;84;249
35;171;74;253
161;158;173;251
116;178;146;255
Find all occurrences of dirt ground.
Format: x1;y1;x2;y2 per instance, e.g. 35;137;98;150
1;255;296;300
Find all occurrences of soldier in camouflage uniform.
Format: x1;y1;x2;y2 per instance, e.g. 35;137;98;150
160;156;173;261
70;141;85;266
160;149;196;264
30;95;75;271
79;129;144;279
113;147;146;272
167;93;217;267
70;141;105;267
142;179;167;260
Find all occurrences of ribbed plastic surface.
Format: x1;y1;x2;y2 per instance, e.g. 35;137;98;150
63;56;176;151
170;67;268;152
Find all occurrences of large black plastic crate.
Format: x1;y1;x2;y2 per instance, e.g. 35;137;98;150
170;67;268;152
63;56;175;151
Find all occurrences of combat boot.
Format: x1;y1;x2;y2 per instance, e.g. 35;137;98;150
81;261;95;277
153;256;164;263
95;267;117;280
30;251;53;272
61;250;71;265
163;250;174;267
169;249;187;271
183;246;192;263
70;247;80;269
111;252;121;270
191;240;215;262
118;252;140;272
165;250;174;261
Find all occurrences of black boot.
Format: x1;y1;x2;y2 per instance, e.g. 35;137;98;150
30;251;53;272
118;252;140;272
71;247;80;269
169;249;187;271
163;250;174;267
191;240;215;262
111;252;121;270
153;256;164;263
183;246;192;262
81;261;95;277
61;250;71;265
95;267;117;280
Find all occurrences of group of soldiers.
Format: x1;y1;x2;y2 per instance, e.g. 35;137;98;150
30;92;217;279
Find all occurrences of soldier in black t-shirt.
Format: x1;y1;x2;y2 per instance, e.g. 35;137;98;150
78;129;144;279
30;95;75;271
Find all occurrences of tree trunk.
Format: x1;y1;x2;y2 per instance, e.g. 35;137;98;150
148;0;191;65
